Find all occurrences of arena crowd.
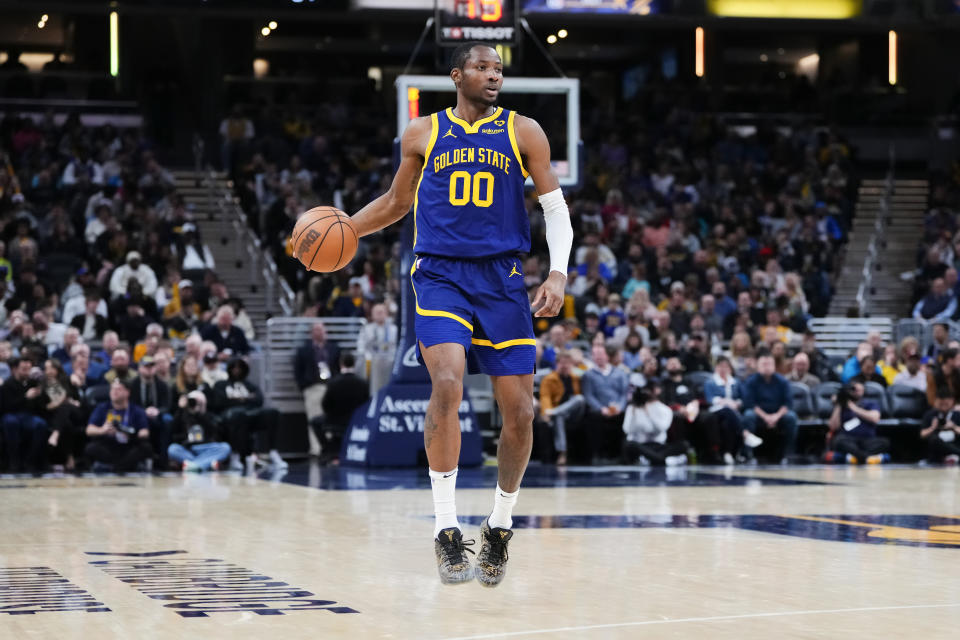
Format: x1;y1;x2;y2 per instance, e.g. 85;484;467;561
4;95;960;472
221;97;960;466
0;114;284;473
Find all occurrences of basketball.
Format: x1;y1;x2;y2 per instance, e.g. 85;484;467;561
291;206;358;272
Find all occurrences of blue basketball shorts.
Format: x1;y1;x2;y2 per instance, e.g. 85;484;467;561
410;254;536;376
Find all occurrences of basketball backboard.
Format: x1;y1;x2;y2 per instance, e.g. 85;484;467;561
395;74;581;188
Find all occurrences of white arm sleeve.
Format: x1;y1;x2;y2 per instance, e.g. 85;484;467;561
539;187;573;277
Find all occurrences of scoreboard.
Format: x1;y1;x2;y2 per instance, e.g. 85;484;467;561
435;0;520;46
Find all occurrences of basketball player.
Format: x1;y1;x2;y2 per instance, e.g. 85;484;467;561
350;42;573;586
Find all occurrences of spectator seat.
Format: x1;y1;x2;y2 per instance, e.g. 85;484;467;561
683;371;713;398
84;385;110;408
885;384;927;428
790;382;820;427
813;382;842;420
863;381;890;418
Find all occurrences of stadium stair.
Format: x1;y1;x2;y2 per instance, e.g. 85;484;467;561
829;178;927;317
171;169;271;338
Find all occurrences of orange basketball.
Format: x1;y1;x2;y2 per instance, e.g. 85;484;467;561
291;206;358;272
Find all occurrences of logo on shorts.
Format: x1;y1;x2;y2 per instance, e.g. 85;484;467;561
508;263;521;278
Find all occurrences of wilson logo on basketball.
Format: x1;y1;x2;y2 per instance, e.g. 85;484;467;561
300;229;321;255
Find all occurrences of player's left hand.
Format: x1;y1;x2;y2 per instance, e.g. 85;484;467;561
532;271;566;317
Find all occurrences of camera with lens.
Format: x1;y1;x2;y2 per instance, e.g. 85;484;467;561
835;384;855;408
112;418;135;436
632;386;654;406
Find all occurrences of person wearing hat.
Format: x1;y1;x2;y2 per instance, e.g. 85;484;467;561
130;354;174;469
209;357;286;470
179;222;216;275
200;348;228;388
84;378;153;472
108;250;158;300
168;389;231;472
110;278;159;345
163;279;203;339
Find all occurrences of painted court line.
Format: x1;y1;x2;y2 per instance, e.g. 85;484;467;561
437;603;960;640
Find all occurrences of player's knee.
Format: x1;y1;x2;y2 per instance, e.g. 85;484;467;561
505;402;535;429
430;371;463;412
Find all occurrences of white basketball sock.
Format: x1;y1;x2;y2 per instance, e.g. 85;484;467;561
488;484;518;530
429;467;460;538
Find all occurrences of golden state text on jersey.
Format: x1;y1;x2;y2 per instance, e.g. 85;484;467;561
413;107;531;258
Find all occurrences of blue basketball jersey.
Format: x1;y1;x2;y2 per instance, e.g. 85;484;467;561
413;107;531;258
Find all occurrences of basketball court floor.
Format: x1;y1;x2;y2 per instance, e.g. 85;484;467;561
2;463;959;638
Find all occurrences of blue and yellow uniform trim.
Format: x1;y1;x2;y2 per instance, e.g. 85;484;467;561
409;107;535;376
411;112;440;250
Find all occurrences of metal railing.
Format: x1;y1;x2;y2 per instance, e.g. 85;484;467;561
202;170;295;317
855;146;895;316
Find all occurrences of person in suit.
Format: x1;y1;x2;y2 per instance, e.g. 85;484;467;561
200;305;250;356
355;303;398;396
316;352;370;465
129;355;174;469
294;321;340;457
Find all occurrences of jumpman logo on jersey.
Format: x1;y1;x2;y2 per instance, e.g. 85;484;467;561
442;126;457;139
508;263;521;278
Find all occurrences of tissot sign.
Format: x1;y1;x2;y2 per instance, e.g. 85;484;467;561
436;0;520;46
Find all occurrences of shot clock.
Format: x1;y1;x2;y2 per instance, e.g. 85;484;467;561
435;0;519;46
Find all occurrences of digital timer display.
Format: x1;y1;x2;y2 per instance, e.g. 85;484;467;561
436;0;519;46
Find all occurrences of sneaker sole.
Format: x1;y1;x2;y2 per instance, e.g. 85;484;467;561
438;567;475;585
475;567;504;588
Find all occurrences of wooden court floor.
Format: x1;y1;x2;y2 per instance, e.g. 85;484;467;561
2;464;959;639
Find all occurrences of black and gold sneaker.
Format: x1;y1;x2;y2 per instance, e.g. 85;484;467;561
475;518;513;588
434;527;475;584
